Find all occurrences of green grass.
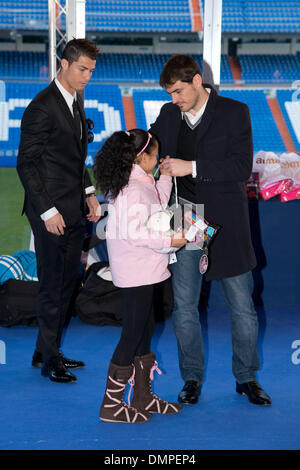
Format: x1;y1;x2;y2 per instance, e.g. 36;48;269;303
0;168;31;255
0;167;97;255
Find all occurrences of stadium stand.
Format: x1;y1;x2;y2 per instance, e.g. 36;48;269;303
0;0;192;32
133;88;287;153
239;54;300;84
213;0;300;34
0;1;299;33
220;89;286;152
277;89;300;152
0;1;299;166
2;82;288;160
0;51;234;84
1;50;298;86
0;1;48;30
133;88;171;131
0;81;125;164
87;0;192;33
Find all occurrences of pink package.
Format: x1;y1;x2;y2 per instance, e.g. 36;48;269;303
277;182;300;202
259;178;293;200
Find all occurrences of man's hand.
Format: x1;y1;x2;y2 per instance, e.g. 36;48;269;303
86;195;101;223
159;158;193;177
45;213;66;236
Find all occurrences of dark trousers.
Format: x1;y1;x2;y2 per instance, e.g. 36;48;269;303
111;283;158;366
27;208;85;362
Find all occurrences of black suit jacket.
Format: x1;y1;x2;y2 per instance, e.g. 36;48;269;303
17;80;92;225
150;85;256;280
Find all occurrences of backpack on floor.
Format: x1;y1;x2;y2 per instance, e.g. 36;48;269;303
75;261;174;326
0;279;39;327
75;261;123;326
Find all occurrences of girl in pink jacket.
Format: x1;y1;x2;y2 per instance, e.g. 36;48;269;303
94;129;186;424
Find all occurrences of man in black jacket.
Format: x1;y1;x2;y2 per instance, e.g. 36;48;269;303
17;39;101;383
151;55;271;406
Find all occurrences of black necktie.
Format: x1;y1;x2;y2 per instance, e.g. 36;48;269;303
72;99;82;139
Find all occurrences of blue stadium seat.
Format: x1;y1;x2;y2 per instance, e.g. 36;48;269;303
202;0;300;34
0;51;234;84
239;54;300;84
1;0;299;33
277;90;300;152
220;89;286;152
133;88;287;152
0;81;125;166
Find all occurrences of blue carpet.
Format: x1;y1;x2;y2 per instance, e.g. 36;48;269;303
0;305;299;451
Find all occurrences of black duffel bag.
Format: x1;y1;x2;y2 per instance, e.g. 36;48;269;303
75;261;174;326
76;261;122;326
0;279;39;327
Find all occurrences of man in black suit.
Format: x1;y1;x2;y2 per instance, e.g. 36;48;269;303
17;39;101;383
151;55;271;406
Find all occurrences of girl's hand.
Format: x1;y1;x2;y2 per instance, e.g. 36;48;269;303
171;230;187;248
159;156;171;176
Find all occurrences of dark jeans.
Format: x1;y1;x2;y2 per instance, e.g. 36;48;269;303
111;283;159;366
170;247;260;385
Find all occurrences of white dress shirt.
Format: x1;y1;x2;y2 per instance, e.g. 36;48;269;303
40;78;95;221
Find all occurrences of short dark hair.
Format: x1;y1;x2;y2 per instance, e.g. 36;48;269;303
159;54;202;88
61;38;99;64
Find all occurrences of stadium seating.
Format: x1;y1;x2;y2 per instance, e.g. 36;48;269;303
0;81;296;169
0;0;192;33
0;0;299;33
87;0;192;33
277;90;300;152
215;0;300;34
0;51;48;81
83;83;126;162
133;88;171;131
239;54;300;84
1;50;299;86
0;81;125;165
0;1;48;30
0;2;299;163
133;87;287;152
220;89;286;152
0;51;234;83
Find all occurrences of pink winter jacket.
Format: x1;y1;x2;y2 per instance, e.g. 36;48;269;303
106;164;173;287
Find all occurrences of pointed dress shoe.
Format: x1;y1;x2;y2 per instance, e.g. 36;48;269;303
236;380;271;405
58;351;85;369
41;356;77;383
178;380;201;405
32;350;85;369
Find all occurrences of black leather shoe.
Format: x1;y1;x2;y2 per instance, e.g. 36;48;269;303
236;381;271;405
41;356;77;383
32;350;85;369
58;351;85;369
178;380;201;405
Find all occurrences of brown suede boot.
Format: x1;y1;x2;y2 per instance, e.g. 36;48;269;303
99;362;152;423
131;352;182;415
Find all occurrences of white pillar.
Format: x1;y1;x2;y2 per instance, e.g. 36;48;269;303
48;0;86;81
202;0;223;90
67;0;86;40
